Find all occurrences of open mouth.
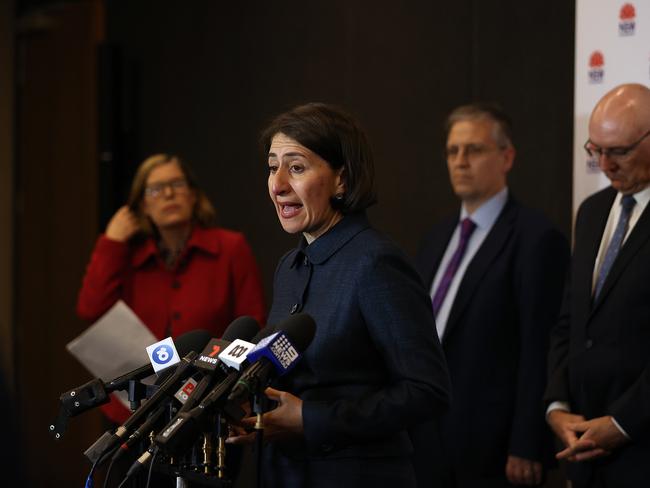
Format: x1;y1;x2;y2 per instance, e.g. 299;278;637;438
279;204;303;218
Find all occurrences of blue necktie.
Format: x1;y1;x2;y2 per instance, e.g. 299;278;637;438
594;195;636;299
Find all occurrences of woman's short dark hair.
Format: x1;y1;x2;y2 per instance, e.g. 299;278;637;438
261;102;377;213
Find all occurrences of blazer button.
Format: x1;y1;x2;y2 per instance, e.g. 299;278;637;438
321;443;334;453
290;304;299;314
173;312;181;320
303;256;309;266
171;280;181;289
585;338;593;349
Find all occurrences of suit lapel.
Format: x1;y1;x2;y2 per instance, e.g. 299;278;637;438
420;216;458;289
573;190;615;321
590;194;650;314
442;199;517;342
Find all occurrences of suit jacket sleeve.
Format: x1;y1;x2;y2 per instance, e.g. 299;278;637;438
544;271;572;407
545;202;588;408
76;235;130;322
302;251;451;450
510;224;569;460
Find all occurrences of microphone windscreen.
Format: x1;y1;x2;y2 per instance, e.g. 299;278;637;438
175;329;212;356
221;316;260;342
275;313;316;352
250;324;277;344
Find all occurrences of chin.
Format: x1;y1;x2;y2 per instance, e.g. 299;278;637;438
278;222;303;235
157;217;191;229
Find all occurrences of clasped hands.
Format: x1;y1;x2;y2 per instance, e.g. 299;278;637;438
547;410;628;462
226;387;304;445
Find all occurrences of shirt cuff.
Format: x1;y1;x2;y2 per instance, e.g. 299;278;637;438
610;416;631;440
545;401;570;420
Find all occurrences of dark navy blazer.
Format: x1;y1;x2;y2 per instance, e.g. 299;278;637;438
262;212;450;487
412;197;569;484
546;187;650;487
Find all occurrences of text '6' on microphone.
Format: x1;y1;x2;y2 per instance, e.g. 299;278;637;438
49;329;211;440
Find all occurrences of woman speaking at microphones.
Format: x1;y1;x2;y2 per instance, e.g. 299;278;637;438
229;103;450;488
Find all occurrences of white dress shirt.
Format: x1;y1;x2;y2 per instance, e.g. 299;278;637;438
547;185;650;438
430;187;509;340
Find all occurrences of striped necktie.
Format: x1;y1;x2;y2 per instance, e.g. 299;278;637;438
594;194;636;299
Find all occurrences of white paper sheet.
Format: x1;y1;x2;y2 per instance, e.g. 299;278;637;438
66;300;158;408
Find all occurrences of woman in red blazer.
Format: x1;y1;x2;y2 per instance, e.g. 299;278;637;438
76;153;266;423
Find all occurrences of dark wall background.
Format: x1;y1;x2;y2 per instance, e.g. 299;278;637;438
104;0;575;301
10;1;575;486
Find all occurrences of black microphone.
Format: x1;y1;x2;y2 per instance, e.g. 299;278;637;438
118;317;260;478
49;329;211;440
106;330;211;391
227;313;316;403
153;313;316;456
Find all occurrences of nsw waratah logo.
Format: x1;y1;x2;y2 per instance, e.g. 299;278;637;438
588;51;605;84
619;3;636;36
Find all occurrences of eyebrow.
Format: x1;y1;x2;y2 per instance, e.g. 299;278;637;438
267;152;307;159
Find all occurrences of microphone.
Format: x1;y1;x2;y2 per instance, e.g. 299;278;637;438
84;350;200;464
153;313;316;456
227;313;316;403
118;317;260;479
49;329;211;439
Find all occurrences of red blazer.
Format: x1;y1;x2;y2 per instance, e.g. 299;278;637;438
76;225;266;422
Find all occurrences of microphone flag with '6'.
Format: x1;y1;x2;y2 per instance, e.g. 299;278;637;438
152;313;315;456
49;329;211;440
106;316;260;469
82;317;258;465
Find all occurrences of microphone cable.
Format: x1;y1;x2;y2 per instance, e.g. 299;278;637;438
144;448;159;488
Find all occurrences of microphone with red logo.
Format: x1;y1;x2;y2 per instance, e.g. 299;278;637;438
150;313;315;458
108;317;259;467
111;317;260;482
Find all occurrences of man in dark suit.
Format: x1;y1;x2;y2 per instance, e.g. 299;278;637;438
412;103;569;487
545;84;650;487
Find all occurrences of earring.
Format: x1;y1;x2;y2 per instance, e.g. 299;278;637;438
334;193;344;201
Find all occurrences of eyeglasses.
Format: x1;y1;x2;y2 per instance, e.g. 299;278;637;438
445;143;504;161
144;178;189;198
584;129;650;160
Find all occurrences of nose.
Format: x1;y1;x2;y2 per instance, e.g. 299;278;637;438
598;152;617;172
270;167;289;196
162;183;175;198
449;148;469;167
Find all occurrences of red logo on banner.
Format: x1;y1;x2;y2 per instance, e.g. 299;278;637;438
620;3;635;20
589;51;604;68
588;51;605;83
619;3;636;36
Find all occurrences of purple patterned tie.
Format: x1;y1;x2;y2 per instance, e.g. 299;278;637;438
432;217;477;317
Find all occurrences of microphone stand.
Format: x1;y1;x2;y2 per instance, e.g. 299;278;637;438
251;392;265;488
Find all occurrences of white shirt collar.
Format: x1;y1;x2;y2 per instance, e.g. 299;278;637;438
460;187;509;230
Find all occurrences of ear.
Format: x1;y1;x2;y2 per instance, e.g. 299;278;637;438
502;146;516;174
335;167;347;194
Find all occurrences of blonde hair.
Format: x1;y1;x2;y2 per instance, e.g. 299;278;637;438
127;154;216;236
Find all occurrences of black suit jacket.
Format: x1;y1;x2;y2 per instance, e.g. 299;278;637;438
412;196;569;483
546;187;650;486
